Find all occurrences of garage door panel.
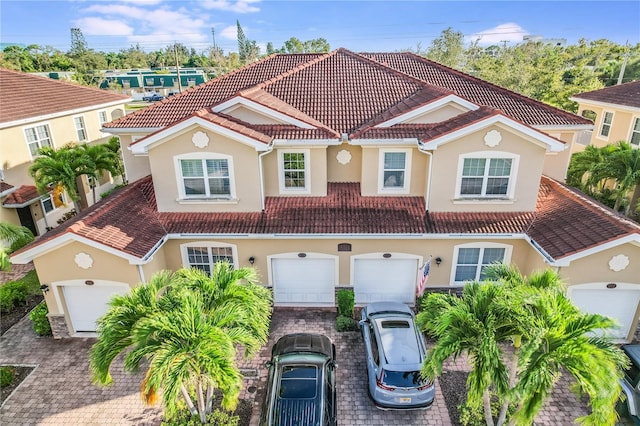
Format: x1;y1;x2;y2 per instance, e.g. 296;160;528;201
272;258;335;306
354;258;417;305
571;288;640;340
63;285;127;332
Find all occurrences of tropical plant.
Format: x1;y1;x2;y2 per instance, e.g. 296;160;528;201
0;222;34;271
78;143;120;203
105;136;126;183
89;265;272;424
418;264;628;426
29;302;52;336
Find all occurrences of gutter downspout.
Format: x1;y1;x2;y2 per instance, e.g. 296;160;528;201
137;264;146;284
417;142;433;211
259;143;275;211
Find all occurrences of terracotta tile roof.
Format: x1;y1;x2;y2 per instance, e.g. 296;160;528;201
104;54;325;130
0;69;129;124
106;49;588;137
360;52;592;127
0;182;15;195
251;125;340;140
2;185;40;206
572;80;640;109
15;177;640;263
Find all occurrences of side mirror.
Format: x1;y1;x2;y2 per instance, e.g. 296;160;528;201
265;360;273;368
358;319;366;326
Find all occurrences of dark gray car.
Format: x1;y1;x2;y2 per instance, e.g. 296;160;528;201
360;301;435;410
261;333;337;426
619;344;640;424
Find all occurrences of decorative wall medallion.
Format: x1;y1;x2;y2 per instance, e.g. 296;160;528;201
74;252;94;269
609;254;629;272
192;131;210;148
336;149;352;165
484;130;502;148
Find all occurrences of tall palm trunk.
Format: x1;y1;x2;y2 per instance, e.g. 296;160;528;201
483;389;495;426
496;335;521;426
180;384;198;416
197;382;207;423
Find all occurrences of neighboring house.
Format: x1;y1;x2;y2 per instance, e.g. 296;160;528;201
99;67;207;98
571;80;640;149
11;49;640;342
0;69;131;236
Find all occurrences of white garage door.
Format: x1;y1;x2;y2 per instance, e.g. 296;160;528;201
63;284;128;332
271;258;336;306
354;258;419;305
569;283;640;341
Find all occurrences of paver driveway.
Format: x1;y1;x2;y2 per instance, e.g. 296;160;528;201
0;307;610;426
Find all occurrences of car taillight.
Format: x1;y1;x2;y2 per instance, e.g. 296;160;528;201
417;380;433;391
376;370;395;391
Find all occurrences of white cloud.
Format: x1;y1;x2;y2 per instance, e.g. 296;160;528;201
116;0;164;4
220;25;239;41
466;23;529;46
72;17;134;36
201;0;260;13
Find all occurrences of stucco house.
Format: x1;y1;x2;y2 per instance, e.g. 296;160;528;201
0;69;130;236
11;49;640;341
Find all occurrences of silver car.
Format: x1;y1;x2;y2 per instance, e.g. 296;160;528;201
359;301;435;410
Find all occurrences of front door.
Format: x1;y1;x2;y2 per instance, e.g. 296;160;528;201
16;206;37;236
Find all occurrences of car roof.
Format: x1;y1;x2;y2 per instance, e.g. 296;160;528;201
272;333;334;359
624;345;640;368
373;316;423;367
365;301;414;317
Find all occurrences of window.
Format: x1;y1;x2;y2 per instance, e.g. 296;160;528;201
98;111;108;126
41;192;65;214
279;150;309;193
24;124;52;157
456;152;518;199
630;117;640;146
179;158;231;198
599;112;613;138
453;246;508;283
379;149;411;193
185;246;234;275
74;116;87;141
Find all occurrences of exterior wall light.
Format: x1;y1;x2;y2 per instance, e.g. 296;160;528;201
249;256;255;265
435;257;442;266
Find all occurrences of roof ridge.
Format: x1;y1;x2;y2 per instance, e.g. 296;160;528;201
393;52;591;125
253;50;336;90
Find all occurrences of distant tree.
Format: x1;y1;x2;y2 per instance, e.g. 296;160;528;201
237;20;259;63
281;37;330;53
426;27;466;68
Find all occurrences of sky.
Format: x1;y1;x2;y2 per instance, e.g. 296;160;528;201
1;0;639;54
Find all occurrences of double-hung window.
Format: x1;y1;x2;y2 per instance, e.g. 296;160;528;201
599;112;613;138
182;244;235;275
24;124;52;157
41;192;65;214
379;149;411;193
279;149;309;193
74;116;87;141
630;117;640;146
457;152;517;199
98;111;108;127
453;245;509;283
179;156;232;198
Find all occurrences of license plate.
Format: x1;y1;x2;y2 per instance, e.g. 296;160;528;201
397;397;411;403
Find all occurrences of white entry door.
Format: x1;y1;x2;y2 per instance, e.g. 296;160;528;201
353;257;419;305
63;284;128;332
271;257;336;306
569;283;640;341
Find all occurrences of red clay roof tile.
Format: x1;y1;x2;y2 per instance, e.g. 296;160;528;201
2;185;40;206
0;69;129;124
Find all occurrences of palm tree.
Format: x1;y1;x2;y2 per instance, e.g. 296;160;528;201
606;142;640;212
0;222;34;271
29;145;93;212
105;137;126;183
566;144;616;193
89;265;272;423
78;143;120;204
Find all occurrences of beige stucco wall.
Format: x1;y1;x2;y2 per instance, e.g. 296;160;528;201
407;103;469;124
428;124;546;212
577;103;639;148
119;134;153;182
540;131;576;182
327;144;362;183
147;125;264;212
33;241;141;315
224;105;285;124
558;243;640;286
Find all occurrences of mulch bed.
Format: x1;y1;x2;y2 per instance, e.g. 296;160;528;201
0;294;43;336
0;366;34;406
438;370;469;426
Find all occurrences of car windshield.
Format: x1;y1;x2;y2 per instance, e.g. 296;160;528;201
278;365;319;399
381;370;425;388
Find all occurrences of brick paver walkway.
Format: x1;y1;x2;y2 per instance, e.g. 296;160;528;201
0;262;34;285
0;307;622;425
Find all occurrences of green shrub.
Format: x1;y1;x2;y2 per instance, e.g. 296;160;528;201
336;289;354;318
162;408;239;426
0;366;15;387
29;302;52;336
0;281;28;312
336;315;357;332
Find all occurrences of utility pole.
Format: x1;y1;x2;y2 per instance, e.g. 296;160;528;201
174;43;183;93
617;42;630;85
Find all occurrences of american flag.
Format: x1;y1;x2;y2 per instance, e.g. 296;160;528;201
416;256;431;297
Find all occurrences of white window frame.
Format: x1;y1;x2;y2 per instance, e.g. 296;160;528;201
23;123;53;159
629;116;640;147
598;111;614;139
454;151;519;200
41;192;65;215
450;242;512;285
180;242;238;273
174;152;236;200
278;149;310;194
73;115;87;142
378;148;412;194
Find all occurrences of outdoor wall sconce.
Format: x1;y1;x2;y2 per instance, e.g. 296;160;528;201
249;256;255;265
435;257;442;266
40;284;49;294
